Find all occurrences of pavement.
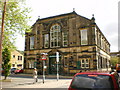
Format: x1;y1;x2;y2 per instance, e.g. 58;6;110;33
1;74;72;89
9;73;73;79
9;79;71;88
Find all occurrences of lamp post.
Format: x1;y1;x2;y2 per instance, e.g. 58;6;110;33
56;52;59;81
42;60;45;84
41;53;47;84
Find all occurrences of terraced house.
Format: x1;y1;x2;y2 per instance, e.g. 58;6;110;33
24;11;110;75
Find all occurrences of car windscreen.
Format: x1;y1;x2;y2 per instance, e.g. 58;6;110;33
70;74;114;89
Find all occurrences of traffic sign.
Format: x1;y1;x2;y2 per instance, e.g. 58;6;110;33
41;54;47;60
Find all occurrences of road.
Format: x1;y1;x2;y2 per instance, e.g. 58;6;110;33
1;75;72;89
2;73;120;90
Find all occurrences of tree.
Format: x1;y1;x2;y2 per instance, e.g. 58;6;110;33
110;57;119;69
2;48;11;80
0;0;31;50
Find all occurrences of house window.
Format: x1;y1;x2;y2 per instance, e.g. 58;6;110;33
28;62;31;68
80;29;88;45
17;64;22;67
30;36;34;49
18;56;22;60
12;64;15;67
13;55;15;58
64;57;68;67
44;34;49;48
62;32;68;47
28;61;34;69
50;24;61;48
81;59;89;68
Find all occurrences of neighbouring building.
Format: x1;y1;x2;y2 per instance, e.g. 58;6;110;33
110;52;120;57
10;50;24;69
24;11;111;75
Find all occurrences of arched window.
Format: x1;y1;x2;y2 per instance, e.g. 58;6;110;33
50;24;61;48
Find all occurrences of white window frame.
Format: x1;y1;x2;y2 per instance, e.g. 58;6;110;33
80;29;88;45
30;36;34;49
44;34;49;48
50;24;61;48
62;32;68;47
81;59;89;68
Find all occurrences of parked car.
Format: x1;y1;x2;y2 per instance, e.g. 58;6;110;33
116;64;120;73
68;71;120;90
10;68;17;74
1;68;5;75
14;69;23;74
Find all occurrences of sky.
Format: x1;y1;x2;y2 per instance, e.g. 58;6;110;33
15;0;119;52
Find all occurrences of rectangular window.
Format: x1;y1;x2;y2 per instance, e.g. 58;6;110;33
63;32;68;47
80;29;88;45
81;59;89;68
13;55;15;58
18;56;22;60
29;62;31;68
64;57;68;67
44;34;49;48
28;61;34;69
17;64;22;67
12;64;15;67
30;36;34;49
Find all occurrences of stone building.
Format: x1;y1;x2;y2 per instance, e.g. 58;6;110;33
24;11;110;75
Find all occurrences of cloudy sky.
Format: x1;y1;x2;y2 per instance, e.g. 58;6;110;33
15;0;119;52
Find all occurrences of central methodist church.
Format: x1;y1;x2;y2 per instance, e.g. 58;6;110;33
24;11;110;75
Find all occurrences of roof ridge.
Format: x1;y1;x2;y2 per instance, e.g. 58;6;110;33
38;11;77;21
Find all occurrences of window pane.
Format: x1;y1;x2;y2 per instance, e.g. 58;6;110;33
82;60;84;63
64;42;67;46
86;64;89;67
50;24;61;47
44;34;49;48
82;64;85;67
86;59;89;63
30;36;34;49
81;29;88;45
63;32;68;47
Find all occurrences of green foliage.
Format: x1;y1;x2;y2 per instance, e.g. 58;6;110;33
110;57;119;67
0;0;31;50
2;48;11;80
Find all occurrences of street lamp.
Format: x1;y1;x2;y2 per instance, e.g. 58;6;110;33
41;53;47;84
56;52;59;81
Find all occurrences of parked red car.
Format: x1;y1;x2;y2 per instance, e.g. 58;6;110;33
14;69;23;74
1;68;5;75
116;64;120;72
68;71;120;90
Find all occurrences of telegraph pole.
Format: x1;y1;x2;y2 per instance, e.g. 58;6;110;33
0;0;7;71
0;0;7;89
